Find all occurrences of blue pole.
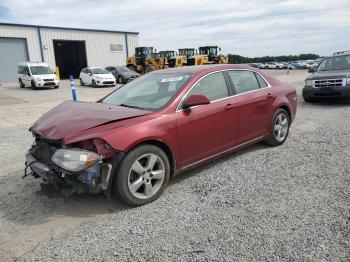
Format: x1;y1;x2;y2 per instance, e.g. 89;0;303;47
69;75;77;101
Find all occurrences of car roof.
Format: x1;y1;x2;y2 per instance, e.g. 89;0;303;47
332;50;350;56
18;62;49;66
149;64;257;75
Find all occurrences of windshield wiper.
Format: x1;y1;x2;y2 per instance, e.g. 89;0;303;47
119;104;143;109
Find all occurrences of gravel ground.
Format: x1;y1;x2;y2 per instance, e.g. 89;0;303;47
0;71;349;261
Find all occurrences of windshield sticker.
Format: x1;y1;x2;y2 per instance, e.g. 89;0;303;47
160;77;183;83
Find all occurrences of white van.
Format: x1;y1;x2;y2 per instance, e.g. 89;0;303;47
18;62;59;89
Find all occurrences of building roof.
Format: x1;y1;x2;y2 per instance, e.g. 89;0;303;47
0;22;139;35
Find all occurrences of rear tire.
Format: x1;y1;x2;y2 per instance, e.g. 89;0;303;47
113;144;170;206
265;108;290;146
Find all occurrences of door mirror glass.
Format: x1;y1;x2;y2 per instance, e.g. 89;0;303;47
183;94;210;109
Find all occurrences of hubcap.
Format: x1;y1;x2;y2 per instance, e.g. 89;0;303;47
128;153;165;199
274;113;289;142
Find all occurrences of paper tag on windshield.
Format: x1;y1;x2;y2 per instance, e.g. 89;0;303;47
160;77;183;83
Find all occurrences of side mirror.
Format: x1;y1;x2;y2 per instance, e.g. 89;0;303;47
308;67;315;73
88;72;92;76
183;94;210;110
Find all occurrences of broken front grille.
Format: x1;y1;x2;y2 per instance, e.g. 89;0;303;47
314;79;344;88
30;136;62;164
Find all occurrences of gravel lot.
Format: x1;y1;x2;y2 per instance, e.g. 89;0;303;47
0;70;349;261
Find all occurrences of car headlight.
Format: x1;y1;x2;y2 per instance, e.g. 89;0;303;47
95;76;103;80
34;77;42;82
51;149;102;172
347;78;350;85
305;79;312;87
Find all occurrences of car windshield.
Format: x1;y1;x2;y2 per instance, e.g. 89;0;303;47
91;68;110;74
117;67;131;73
30;66;53;75
102;73;193;110
317;55;350;71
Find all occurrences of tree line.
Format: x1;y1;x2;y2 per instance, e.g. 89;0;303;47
227;53;320;64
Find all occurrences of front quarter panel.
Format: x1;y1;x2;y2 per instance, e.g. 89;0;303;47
100;114;180;164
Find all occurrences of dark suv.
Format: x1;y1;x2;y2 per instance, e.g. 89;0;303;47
303;51;350;102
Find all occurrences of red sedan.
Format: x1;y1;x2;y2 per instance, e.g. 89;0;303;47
25;64;297;205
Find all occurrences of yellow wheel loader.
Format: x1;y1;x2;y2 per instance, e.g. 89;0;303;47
167;48;196;67
198;46;228;64
126;47;167;74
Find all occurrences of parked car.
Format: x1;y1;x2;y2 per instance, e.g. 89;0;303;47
248;63;263;69
289;61;303;69
262;62;284;69
279;62;295;70
18;62;59;89
106;66;140;84
25;64;297;205
79;67;116;87
303;51;350;102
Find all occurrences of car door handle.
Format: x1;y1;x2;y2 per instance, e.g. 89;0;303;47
225;104;235;110
266;93;273;99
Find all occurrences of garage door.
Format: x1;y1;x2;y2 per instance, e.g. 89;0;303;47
0;37;29;82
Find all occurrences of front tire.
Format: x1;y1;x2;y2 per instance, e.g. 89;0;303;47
302;92;315;102
19;79;25;88
80;78;84;86
265;109;290;146
113;145;170;206
118;76;124;84
145;65;155;73
31;80;38;90
92;79;97;88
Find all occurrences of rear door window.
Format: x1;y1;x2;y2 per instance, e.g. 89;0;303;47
227;71;260;94
255;73;268;88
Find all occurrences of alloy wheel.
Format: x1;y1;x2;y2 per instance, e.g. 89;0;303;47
128;153;165;199
274;113;289;142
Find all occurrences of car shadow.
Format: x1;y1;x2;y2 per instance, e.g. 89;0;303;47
169;142;268;186
0;142;268;227
0;170;128;227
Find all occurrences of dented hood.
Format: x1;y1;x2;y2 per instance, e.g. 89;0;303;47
31;101;151;140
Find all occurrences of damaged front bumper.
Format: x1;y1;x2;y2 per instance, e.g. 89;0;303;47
25;152;122;198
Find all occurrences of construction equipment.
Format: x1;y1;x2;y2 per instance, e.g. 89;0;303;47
198;46;228;64
167;48;196;67
126;47;167;74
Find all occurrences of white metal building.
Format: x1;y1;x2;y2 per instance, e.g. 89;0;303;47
0;23;139;82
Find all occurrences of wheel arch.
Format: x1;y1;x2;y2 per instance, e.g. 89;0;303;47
278;104;292;121
128;140;176;176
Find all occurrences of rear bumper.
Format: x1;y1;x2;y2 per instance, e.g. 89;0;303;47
303;86;350;98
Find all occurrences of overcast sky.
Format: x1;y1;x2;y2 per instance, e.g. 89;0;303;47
0;0;349;57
